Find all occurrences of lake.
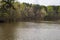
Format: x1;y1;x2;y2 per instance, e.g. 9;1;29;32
0;22;60;40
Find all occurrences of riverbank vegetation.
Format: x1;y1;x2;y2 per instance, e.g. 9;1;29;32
0;0;60;22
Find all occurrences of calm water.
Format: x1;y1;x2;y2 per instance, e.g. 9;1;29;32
0;22;60;40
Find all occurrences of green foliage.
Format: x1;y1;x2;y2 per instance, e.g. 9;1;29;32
0;0;60;22
47;6;54;12
58;6;60;12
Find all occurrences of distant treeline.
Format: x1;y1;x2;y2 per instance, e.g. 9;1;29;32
0;0;60;22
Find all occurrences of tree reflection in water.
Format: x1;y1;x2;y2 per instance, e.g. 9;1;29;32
0;23;19;40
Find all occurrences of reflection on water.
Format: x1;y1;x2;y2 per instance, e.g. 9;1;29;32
0;23;19;40
0;22;60;40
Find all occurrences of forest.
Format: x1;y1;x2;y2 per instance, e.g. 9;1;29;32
0;0;60;22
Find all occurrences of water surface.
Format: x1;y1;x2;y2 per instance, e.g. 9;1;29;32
0;22;60;40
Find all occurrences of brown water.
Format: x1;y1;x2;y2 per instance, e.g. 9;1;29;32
0;22;60;40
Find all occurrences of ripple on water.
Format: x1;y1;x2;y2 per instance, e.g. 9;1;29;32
0;22;60;40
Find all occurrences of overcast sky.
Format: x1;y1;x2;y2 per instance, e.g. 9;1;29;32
17;0;60;6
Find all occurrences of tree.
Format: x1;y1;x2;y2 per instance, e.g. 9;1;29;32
0;0;16;22
1;0;15;10
57;6;60;17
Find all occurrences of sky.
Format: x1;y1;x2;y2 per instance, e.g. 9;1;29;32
17;0;60;6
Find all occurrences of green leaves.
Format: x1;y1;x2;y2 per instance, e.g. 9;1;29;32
47;6;54;12
0;0;60;22
58;6;60;12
